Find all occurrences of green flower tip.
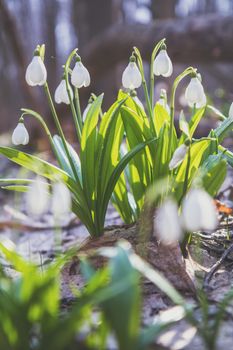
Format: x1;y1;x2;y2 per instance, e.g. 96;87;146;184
75;55;81;62
184;139;191;146
161;43;167;51
129;54;136;63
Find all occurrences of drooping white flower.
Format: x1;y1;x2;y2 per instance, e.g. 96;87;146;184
154;199;182;245
51;182;71;218
25;55;47;86
26;177;49;217
229;102;233;119
54;79;73;105
12;122;29;146
182;188;218;232
185;77;206;106
153;49;173;77
122;59;142;90
71;60;90;88
189;92;207;109
169;144;188;170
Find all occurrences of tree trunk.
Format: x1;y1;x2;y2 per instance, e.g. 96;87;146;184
82;15;233;78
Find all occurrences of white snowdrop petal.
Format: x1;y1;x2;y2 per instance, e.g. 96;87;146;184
25;56;47;86
55;80;73;104
12;123;29;146
153;50;173;77
185;77;205;105
229;102;233;119
122;62;142;89
182;189;218;232
26;177;49;217
51;182;71;217
169;144;188;170
71;62;90;88
154;199;182;245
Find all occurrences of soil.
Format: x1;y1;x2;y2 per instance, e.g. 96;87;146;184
1;158;233;349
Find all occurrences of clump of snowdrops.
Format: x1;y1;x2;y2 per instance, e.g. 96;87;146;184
1;39;233;244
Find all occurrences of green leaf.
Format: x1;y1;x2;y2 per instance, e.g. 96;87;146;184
80;94;104;212
153;123;169;180
53;135;82;182
213;116;233;142
201;154;227;196
179;107;205;144
101;138;156;224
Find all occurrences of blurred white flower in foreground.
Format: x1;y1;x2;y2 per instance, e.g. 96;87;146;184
26;177;49;217
71;58;90;88
122;57;142;90
55;79;73;104
51;182;71;218
154;199;182;245
182;188;218;232
25;55;47;86
185;76;205;106
153;48;173;77
12;122;29;146
169;144;188;170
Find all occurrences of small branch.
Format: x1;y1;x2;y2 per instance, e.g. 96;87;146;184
203;242;233;289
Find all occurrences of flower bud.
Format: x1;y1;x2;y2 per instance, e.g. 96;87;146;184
182;188;218;232
154;199;182;245
169;144;188;170
12;122;29;146
26;177;49;217
157;89;170;114
229;102;233;119
51;182;71;218
71;59;90;88
185;77;205;106
25;55;47;86
122;58;142;90
153;49;173;77
83;102;92;121
54;79;73;105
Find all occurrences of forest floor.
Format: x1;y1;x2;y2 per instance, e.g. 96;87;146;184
1;156;233;350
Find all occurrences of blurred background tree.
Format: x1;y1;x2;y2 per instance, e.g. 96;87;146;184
0;0;233;136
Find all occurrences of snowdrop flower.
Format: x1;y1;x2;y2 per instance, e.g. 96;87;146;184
26;177;49;217
229;102;233;119
82;96;94;121
182;188;218;232
157;89;170;114
169;144;188;170
185;76;205;106
122;56;142;90
25;54;47;86
55;78;73;104
154;199;182;245
153;47;173;77
51;182;71;218
71;56;90;88
12;122;29;146
131;90;144;110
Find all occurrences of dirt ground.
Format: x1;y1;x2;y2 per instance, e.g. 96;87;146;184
1;158;233;349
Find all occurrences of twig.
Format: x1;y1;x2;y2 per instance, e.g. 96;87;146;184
0;220;81;232
203;242;233;289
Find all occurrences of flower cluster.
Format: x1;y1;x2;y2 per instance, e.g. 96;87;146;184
154;188;218;245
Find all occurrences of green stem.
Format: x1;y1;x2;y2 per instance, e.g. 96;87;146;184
64;72;82;142
168;67;196;161
150;38;166;107
74;87;83;127
182;145;191;200
43;83;79;181
64;48;82;142
133;46;156;136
